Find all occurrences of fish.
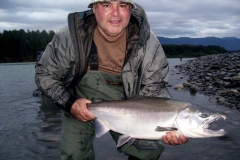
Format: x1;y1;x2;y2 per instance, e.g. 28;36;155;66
87;96;226;148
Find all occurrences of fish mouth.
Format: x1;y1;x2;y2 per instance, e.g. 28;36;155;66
202;114;227;135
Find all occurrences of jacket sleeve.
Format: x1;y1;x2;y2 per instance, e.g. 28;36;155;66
35;26;78;113
139;30;171;98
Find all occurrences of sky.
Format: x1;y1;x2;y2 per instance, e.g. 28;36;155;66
0;0;239;38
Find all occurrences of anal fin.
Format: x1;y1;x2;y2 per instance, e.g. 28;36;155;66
127;138;136;146
116;135;132;148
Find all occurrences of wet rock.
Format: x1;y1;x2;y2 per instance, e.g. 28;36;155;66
189;87;198;95
189;86;198;93
33;89;44;96
175;52;240;111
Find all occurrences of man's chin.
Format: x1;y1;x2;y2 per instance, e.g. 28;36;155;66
107;30;125;37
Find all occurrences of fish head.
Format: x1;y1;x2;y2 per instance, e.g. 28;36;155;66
175;105;227;138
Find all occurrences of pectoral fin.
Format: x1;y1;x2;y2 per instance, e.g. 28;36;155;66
116;135;132;148
94;118;110;138
155;126;178;131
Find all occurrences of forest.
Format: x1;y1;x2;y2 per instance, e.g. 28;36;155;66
0;29;55;62
0;29;229;63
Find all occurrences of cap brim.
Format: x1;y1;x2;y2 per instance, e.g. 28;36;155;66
88;2;137;9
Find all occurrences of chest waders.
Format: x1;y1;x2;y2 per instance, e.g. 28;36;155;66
60;41;163;160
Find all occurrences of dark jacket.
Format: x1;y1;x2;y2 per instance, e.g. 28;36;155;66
35;4;170;113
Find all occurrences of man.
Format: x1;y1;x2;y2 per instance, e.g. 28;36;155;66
35;0;188;159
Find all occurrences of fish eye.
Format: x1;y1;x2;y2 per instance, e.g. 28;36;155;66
200;113;209;118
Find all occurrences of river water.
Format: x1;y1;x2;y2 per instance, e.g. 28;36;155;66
0;59;239;160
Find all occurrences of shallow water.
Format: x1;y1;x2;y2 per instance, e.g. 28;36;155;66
0;59;239;160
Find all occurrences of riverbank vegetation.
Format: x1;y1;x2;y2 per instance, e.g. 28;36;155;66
0;29;235;63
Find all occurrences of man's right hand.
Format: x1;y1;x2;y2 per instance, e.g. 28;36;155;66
70;98;95;122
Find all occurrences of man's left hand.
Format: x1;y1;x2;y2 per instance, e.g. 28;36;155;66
162;131;188;145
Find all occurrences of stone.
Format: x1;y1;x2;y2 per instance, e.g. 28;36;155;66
175;52;240;111
231;89;238;93
174;84;184;90
183;83;192;88
232;76;240;81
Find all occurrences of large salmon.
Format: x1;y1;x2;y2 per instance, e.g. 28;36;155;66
87;96;226;147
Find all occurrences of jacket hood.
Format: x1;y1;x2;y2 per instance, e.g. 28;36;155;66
130;3;150;46
68;3;150;45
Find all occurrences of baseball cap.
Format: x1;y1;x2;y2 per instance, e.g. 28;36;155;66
88;0;137;9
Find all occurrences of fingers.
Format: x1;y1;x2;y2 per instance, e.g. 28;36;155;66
70;98;95;122
162;131;188;146
162;131;179;145
179;134;188;143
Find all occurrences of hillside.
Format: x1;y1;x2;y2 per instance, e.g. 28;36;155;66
158;37;240;51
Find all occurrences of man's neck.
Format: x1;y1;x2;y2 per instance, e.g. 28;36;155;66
97;25;126;42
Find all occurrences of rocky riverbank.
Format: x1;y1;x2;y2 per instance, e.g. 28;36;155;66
174;52;240;110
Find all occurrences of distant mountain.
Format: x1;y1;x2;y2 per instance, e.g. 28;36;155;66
157;37;240;51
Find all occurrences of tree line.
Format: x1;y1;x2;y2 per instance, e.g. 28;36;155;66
162;44;228;58
0;29;55;63
0;29;229;63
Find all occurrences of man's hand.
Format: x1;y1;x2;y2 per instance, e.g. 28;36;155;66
162;131;188;145
70;98;95;122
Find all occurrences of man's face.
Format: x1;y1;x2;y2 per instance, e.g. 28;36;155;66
93;1;131;37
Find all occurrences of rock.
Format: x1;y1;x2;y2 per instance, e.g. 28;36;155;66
205;76;211;81
232;76;240;81
174;84;184;90
206;73;213;77
33;89;43;96
175;52;240;111
232;121;240;126
223;77;231;81
189;86;198;95
220;71;226;76
231;89;238;93
182;83;192;88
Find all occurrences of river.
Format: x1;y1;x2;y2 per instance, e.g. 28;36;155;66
0;59;239;160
